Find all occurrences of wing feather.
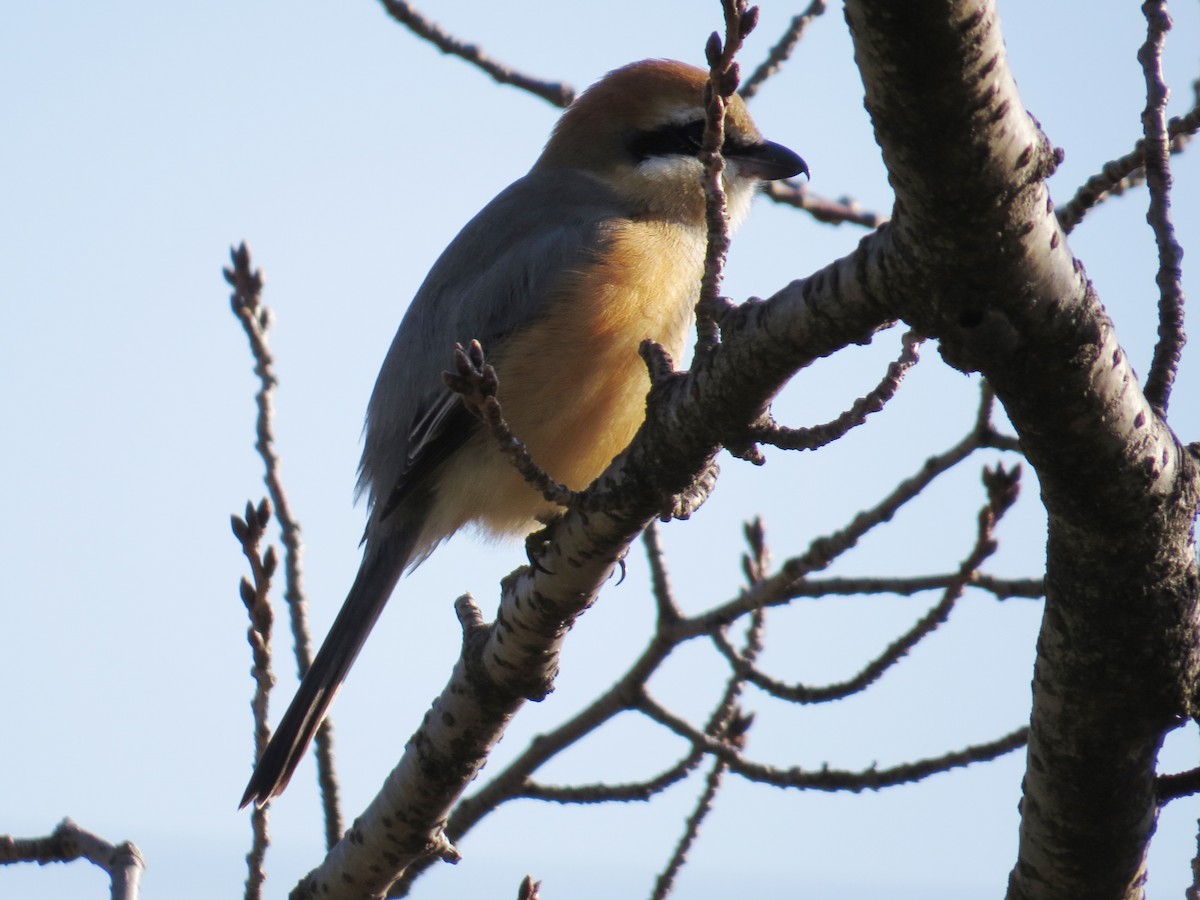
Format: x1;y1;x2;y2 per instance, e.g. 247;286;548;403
359;169;627;528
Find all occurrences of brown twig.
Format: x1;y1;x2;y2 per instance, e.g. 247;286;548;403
762;179;886;228
376;0;574;108
444;340;575;507
768;572;1044;600
1137;0;1187;415
739;1;828;99
225;243;343;847
712;465;1021;703
637;691;1027;790
1055;77;1200;234
748;330;921;451
521;751;706;805
231;497;277;899
644;522;683;624
520;603;766;810
695;1;759;355
649;711;752;900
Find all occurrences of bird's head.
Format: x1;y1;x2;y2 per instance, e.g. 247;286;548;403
536;59;807;227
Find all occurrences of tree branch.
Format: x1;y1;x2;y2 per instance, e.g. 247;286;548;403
226;243;343;847
842;1;1200;896
1;819;145;900
1137;0;1187;415
376;0;573;108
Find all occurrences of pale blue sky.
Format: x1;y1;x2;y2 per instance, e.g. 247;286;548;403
2;2;1198;898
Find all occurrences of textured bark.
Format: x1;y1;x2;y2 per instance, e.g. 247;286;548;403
843;1;1200;898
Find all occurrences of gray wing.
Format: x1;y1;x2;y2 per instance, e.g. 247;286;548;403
358;167;627;523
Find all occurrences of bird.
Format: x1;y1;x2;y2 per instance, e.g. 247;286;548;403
240;58;807;808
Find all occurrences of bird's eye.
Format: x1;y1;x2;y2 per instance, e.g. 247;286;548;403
628;120;706;162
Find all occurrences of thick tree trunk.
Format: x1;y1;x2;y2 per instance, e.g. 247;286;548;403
842;1;1200;897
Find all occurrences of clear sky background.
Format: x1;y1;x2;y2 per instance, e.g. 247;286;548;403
2;2;1198;898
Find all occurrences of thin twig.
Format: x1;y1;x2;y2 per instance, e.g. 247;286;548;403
768;572;1044;600
377;0;574;108
695;0;759;355
521;613;765;808
225;243;343;847
232;497;276;899
748;330;921;451
649;630;760;898
1055;78;1200;234
444;340;575;507
522;751;706;805
1137;0;1187;415
644;522;683;624
763;180;887;228
637;693;1028;790
739;1;827;99
649;752;734;900
712;465;1021;704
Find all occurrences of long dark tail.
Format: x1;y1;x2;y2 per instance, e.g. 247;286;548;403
239;529;417;809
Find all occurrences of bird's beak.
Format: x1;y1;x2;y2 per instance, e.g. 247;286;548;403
729;140;809;181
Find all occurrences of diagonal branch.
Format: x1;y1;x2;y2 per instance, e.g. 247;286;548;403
376;0;573;107
712;464;1020;704
739;1;828;99
1055;79;1200;234
636;692;1027;791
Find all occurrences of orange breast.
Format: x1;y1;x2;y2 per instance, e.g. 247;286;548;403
426;218;705;541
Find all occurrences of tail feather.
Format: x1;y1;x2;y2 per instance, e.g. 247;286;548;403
239;531;417;809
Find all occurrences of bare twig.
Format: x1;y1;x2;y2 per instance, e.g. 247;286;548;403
768;572;1043;600
226;243;343;847
1055;78;1200;234
231;497;277;899
377;0;574;108
829;573;1034;598
521;610;765;809
644;522;683;623
763;180;887;228
1;819;145;900
522;752;705;805
649;716;751;900
695;0;759;355
748;330;921;451
637;693;1027;790
444;340;575;507
740;1;828;99
650;604;761;898
1137;0;1187;415
705;434;981;625
713;465;1021;704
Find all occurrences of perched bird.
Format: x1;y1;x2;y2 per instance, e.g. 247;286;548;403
240;58;806;808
